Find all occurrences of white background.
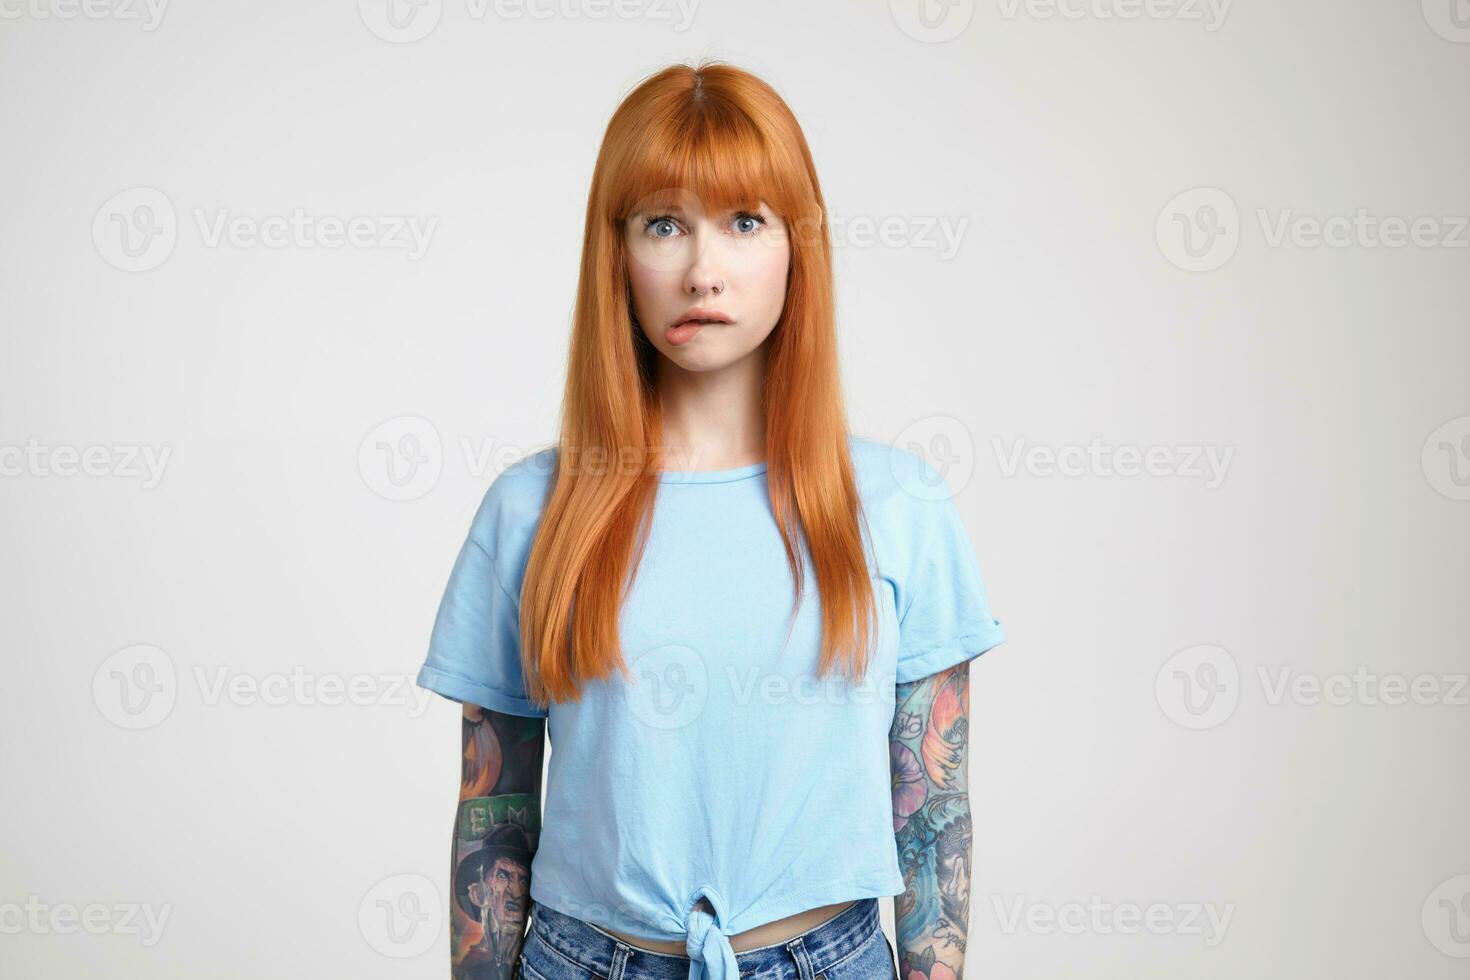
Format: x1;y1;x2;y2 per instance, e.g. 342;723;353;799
2;0;1468;976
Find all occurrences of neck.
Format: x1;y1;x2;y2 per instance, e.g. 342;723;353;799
654;345;768;471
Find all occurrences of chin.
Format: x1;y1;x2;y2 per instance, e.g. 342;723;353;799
667;348;742;371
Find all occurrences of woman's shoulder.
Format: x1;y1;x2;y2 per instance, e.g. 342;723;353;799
846;433;949;509
845;432;976;570
466;444;559;548
492;444;559;494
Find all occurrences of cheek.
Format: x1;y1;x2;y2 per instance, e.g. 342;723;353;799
625;259;653;304
626;252;679;310
735;237;791;308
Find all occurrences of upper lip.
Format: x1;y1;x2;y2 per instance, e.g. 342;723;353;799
673;307;733;327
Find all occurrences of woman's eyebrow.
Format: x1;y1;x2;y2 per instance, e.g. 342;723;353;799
630;203;760;219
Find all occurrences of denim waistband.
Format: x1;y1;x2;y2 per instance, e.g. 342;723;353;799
526;897;881;980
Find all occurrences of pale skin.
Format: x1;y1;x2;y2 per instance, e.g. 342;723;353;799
623;191;791;470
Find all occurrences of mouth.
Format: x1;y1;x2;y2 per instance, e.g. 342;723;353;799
673;308;734;328
666;308;733;348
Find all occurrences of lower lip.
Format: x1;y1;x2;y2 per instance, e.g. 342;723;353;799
667;321;719;346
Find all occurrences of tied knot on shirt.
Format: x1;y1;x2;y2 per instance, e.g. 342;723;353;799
684;894;740;980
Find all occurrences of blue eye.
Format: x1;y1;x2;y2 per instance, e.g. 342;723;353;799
639;210;767;239
733;211;767;234
644;216;681;238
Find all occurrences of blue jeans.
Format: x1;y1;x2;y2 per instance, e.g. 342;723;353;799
520;898;897;980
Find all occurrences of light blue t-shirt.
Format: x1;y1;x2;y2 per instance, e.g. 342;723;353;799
416;434;1006;980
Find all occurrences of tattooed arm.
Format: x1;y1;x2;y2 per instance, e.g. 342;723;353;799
450;702;546;980
890;660;972;980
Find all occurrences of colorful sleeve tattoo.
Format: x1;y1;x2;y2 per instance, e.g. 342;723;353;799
451;703;546;980
890;660;972;980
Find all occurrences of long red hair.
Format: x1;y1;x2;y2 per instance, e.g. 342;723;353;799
519;60;876;707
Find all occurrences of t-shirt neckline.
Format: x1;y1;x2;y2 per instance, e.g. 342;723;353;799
657;460;769;485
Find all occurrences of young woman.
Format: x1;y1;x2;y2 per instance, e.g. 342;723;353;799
417;61;1006;980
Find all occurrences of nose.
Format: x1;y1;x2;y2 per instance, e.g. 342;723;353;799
684;265;723;296
683;225;725;296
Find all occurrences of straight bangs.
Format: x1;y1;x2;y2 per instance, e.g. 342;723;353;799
608;109;813;231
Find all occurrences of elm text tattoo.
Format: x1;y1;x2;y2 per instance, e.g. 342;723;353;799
451;704;546;980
